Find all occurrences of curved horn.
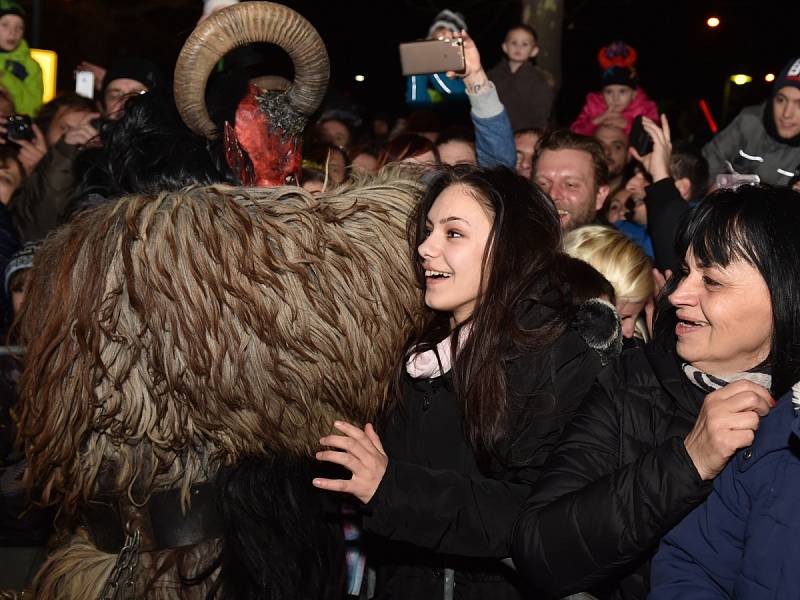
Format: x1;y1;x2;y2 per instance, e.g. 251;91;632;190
174;2;330;139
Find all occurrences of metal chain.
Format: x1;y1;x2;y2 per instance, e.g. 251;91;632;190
100;527;141;600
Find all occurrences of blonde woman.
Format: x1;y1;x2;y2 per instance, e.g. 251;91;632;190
564;224;654;339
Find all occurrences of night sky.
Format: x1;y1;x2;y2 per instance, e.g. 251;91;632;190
35;0;800;145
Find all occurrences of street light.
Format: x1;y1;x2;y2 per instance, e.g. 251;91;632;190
765;73;775;83
722;74;753;124
354;75;365;83
706;16;720;28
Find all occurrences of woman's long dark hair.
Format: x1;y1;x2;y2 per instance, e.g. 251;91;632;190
654;184;800;398
400;165;571;459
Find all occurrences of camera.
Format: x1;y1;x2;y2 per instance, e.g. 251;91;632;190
5;114;33;142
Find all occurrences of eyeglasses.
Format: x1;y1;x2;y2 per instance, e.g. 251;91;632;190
104;89;148;103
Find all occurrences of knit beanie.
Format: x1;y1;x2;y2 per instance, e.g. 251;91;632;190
761;57;800;146
101;57;164;96
427;9;468;38
0;0;23;19
773;57;800;95
4;241;39;296
598;41;639;89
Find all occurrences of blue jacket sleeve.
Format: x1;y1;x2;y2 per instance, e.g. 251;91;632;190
472;112;516;168
468;83;515;169
649;461;747;599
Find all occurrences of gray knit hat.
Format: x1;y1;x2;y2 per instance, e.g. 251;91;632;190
427;9;467;38
4;241;39;296
774;57;800;95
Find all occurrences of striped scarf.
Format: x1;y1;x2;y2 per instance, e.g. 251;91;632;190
682;363;800;413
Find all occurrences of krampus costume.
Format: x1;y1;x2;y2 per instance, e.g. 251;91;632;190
18;176;427;598
13;3;428;598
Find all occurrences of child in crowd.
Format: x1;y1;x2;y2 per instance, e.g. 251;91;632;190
4;239;35;318
405;9;468;107
570;41;657;136
487;24;554;131
0;0;41;116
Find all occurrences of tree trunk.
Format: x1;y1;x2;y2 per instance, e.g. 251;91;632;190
521;0;564;92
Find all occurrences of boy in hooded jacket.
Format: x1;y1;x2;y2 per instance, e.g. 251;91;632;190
0;0;42;116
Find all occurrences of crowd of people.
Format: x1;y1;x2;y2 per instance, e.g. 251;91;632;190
0;0;799;598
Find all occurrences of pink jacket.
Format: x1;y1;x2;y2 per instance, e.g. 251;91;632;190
570;87;659;136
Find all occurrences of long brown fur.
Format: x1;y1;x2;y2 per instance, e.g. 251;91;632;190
31;533;222;599
17;167;425;523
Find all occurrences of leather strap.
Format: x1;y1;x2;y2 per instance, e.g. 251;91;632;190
82;481;224;553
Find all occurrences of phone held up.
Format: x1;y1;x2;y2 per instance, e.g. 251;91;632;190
629;115;653;156
75;70;95;99
399;37;465;76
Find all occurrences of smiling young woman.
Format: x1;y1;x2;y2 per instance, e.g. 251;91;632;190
312;164;621;599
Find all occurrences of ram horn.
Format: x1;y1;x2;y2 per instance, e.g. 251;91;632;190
174;2;330;139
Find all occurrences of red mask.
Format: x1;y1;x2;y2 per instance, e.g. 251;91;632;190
224;84;305;187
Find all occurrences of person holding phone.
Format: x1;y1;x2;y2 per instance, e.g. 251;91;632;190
626;114;710;275
404;9;469;108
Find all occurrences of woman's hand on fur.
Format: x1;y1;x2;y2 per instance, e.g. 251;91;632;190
313;421;388;504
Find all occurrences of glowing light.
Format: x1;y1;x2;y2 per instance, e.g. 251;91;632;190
765;73;775;82
31;49;58;104
730;74;752;86
706;17;720;28
355;74;365;82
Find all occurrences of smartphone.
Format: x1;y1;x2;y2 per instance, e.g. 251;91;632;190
399;38;465;76
629;115;653;156
75;70;95;99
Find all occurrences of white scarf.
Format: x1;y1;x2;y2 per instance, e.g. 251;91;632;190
405;325;471;379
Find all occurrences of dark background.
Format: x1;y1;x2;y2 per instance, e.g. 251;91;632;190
29;0;800;141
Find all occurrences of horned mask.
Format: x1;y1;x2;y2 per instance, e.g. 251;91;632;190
174;2;330;186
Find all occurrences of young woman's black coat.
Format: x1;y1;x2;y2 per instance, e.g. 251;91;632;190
361;297;615;600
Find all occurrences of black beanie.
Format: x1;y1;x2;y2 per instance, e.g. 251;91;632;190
602;66;638;89
773;57;800;96
101;57;164;96
0;0;24;19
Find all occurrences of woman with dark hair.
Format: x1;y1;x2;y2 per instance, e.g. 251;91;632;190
313;164;620;599
512;184;800;600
